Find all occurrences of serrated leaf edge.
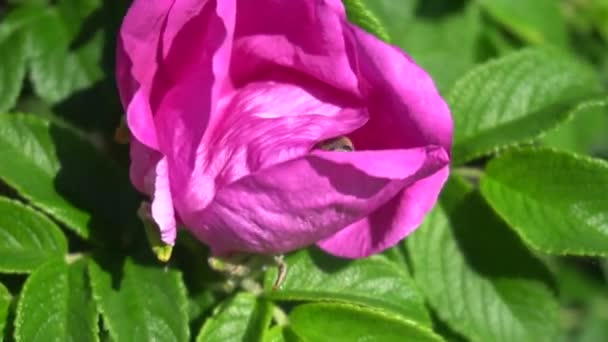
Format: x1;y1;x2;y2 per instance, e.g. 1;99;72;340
0;197;68;274
480;146;608;257
14;259;100;342
448;48;600;165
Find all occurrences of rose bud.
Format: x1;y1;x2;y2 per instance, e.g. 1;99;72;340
116;0;452;259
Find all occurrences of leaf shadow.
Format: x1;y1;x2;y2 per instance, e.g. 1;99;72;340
49;122;141;250
414;0;467;19
52;0;128;138
307;246;352;273
445;189;557;293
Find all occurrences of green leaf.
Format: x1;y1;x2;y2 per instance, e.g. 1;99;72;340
0;197;67;273
0;31;27;113
0;113;138;241
480;148;608;256
365;1;481;92
0;1;105;106
0;282;10;339
342;0;390;42
449;48;602;165
264;326;301;342
554;260;606;305
576;297;608;342
14;259;98;342
408;176;559;342
88;257;189;342
541;99;608;154
0;6;42;113
476;0;568;46
196;293;273;342
264;248;430;326
359;0;415;31
288;303;444;342
25;0;104;103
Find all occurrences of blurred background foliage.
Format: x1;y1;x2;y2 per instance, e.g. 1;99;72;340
0;0;607;341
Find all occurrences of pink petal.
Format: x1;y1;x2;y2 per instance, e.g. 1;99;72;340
175;77;368;221
317;166;449;258
150;158;177;245
129;139;161;194
230;0;359;96
117;0;174;149
344;24;453;152
190;146;449;256
117;0;236;156
151;0;236;197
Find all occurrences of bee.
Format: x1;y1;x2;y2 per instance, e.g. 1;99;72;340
315;136;354;152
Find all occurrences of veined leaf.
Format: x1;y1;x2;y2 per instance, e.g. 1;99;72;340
480;148;608;256
0;0;105;106
88;257;189;342
264;248;430;326
342;0;390;42
196;293;273;342
24;0;104;103
408;176;559;342
0;113;138;241
0;197;67;273
449;48;602;164
14;259;98;342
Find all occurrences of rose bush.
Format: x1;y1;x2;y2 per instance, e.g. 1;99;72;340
117;0;452;258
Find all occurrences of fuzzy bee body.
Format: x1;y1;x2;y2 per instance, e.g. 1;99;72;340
316;136;354;152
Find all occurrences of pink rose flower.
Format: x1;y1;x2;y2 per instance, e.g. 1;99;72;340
116;0;452;258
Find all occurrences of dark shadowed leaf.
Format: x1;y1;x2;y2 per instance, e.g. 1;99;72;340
0;113;139;242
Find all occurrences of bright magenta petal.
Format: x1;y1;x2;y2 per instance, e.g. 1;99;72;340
118;0;454;258
129;140;161;194
117;0;175;149
174;78;367;219
345;25;453;151
317;166;449;258
231;0;359;96
191;147;449;256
